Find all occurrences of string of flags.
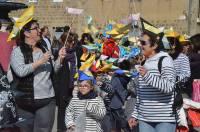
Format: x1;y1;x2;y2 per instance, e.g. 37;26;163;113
7;5;191;82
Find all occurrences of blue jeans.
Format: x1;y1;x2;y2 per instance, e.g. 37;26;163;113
139;121;176;132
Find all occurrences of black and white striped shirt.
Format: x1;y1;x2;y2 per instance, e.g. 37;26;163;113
174;53;191;82
132;52;176;122
65;96;106;132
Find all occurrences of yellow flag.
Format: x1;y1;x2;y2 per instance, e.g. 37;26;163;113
90;25;98;34
100;63;113;72
143;22;160;34
83;27;91;33
79;54;96;71
106;29;119;35
7;5;35;41
80;52;90;62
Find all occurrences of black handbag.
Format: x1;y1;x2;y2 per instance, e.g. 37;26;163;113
0;64;18;128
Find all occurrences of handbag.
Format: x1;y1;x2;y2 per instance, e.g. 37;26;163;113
0;64;18;128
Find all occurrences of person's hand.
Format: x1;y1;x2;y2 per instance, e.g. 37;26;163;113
139;66;147;77
58;47;67;61
40;51;51;64
128;117;138;129
67;125;75;132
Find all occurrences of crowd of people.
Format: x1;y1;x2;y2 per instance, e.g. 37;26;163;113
1;5;200;132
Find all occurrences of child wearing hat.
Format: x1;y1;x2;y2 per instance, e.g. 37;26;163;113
65;72;106;132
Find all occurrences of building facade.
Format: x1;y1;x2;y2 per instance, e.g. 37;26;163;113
9;0;200;36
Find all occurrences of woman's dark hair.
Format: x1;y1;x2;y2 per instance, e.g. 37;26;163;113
168;37;183;60
41;26;48;34
60;32;75;45
190;34;200;53
118;60;131;70
142;31;164;53
80;33;94;44
19;19;38;43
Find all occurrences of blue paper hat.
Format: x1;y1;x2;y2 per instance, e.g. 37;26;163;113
78;71;96;84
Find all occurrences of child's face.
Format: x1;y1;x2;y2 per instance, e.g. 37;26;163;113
79;81;92;95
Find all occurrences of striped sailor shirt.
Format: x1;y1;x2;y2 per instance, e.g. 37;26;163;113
132;51;176;122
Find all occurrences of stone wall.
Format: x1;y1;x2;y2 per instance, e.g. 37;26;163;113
9;0;200;36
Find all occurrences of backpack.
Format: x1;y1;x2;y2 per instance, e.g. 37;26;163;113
102;38;120;58
158;56;183;113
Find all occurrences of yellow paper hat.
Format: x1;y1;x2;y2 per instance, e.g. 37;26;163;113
90;25;98;34
83;27;91;33
115;23;125;29
7;5;35;41
114;34;124;39
99;63;113;72
165;28;180;38
106;29;119;35
179;35;189;42
117;23;132;34
79;54;96;71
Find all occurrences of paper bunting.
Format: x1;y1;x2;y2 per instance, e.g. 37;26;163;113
86;16;93;25
162;36;171;50
106;58;118;63
106;29;119;35
129;13;140;21
79;54;96;71
66;7;84;15
129;47;140;58
141;18;161;35
82;45;98;51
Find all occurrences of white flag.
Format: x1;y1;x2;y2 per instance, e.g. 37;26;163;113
66;7;84;15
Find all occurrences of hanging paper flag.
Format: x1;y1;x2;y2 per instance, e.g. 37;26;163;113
140;17;161;35
106;58;118;63
129;13;140;21
91;25;98;34
105;24;113;31
129;47;140;58
79;54;96;71
82;45;98;51
86;16;93;25
162;36;171;50
100;55;108;60
66;7;84;15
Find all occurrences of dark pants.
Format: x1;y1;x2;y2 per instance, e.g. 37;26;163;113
0;127;20;132
57;96;71;132
102;109;131;132
16;98;56;132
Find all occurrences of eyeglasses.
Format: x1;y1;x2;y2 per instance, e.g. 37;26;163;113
79;85;90;88
28;26;40;31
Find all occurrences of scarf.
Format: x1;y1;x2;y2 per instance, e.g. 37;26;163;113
77;90;97;100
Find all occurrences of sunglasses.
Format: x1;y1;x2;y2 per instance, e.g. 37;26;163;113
140;40;151;46
28;26;40;31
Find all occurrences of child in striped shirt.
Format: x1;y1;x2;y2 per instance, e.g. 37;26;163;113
65;78;106;132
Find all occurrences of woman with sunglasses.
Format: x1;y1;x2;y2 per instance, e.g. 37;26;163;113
128;32;177;132
9;20;66;132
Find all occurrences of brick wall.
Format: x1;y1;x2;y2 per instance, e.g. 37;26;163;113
9;0;199;36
